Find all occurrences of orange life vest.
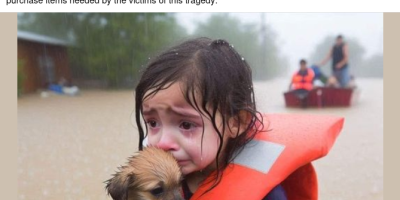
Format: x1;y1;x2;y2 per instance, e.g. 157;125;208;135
191;114;344;200
292;68;315;91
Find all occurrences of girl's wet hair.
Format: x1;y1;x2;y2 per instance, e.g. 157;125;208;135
135;37;264;192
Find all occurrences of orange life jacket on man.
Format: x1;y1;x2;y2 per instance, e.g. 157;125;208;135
191;114;344;200
292;68;315;91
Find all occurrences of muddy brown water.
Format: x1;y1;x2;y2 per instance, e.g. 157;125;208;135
18;78;383;200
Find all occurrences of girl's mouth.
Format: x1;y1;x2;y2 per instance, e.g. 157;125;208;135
177;160;190;166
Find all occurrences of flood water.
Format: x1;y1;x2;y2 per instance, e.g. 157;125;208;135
18;78;383;200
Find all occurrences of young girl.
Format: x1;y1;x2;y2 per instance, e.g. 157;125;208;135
134;38;343;200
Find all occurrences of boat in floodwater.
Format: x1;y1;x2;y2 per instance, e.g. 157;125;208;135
284;87;360;108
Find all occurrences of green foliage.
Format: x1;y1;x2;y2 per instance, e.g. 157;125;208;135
309;35;382;78
17;13;289;86
308;35;366;77
18;13;187;88
359;54;383;78
18;59;25;97
193;14;288;80
18;13;78;42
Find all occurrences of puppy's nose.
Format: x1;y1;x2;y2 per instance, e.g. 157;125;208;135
165;188;184;200
173;189;184;200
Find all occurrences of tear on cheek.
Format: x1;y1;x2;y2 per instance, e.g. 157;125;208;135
184;132;196;143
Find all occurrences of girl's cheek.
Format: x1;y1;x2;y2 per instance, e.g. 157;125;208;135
147;135;159;147
181;127;201;142
147;127;162;145
146;121;161;135
148;127;160;135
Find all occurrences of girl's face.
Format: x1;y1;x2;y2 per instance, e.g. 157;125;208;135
143;82;227;175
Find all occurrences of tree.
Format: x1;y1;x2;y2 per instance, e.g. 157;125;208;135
308;35;366;77
18;13;79;42
18;13;188;88
359;54;383;78
192;14;288;80
309;35;383;78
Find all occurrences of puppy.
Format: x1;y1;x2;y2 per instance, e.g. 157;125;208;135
106;147;184;200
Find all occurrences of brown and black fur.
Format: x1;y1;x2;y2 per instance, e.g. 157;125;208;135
106;147;184;200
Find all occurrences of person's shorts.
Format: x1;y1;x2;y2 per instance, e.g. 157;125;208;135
333;66;351;87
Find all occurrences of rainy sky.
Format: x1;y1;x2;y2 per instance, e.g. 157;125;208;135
177;13;383;72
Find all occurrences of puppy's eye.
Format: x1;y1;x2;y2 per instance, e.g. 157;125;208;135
150;187;164;197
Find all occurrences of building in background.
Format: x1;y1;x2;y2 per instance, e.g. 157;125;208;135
18;31;72;94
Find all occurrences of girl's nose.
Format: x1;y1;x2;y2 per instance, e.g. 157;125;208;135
156;131;179;151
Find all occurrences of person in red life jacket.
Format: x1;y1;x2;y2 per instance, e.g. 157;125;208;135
289;59;315;107
290;59;315;92
134;38;343;200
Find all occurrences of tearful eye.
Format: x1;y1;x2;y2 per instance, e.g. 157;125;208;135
147;120;158;128
180;122;193;130
150;187;164;197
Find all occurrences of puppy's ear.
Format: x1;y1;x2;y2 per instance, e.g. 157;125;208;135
105;165;135;200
